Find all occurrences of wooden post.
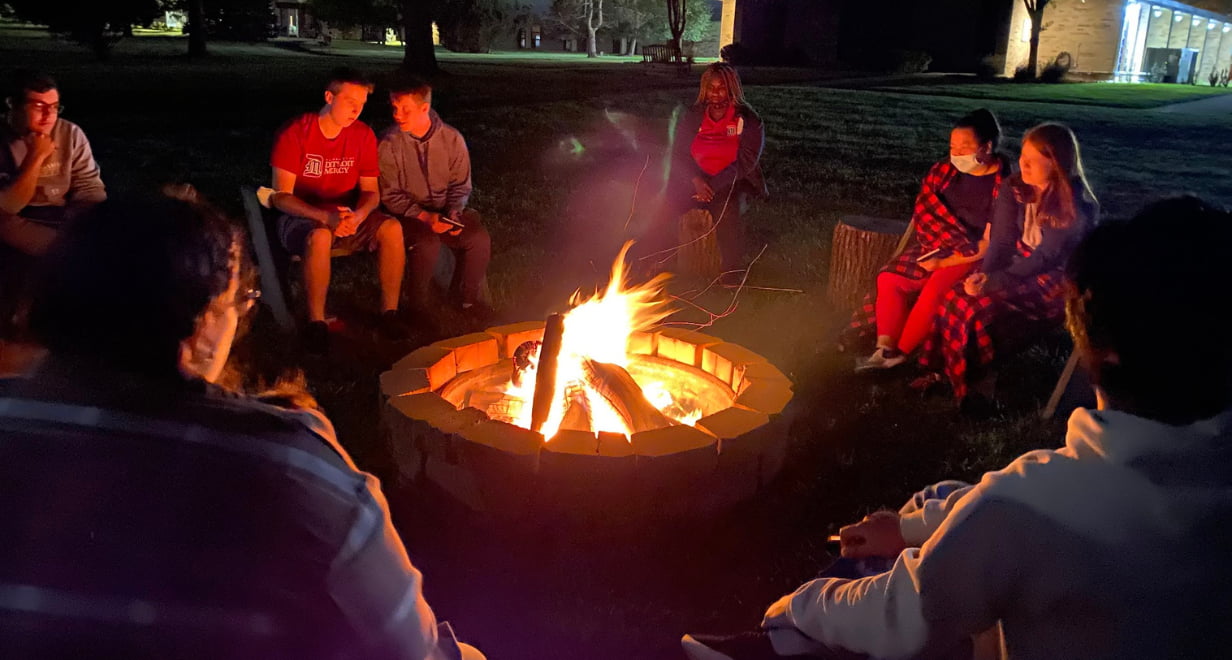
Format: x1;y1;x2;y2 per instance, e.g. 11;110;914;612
826;215;910;313
531;313;566;434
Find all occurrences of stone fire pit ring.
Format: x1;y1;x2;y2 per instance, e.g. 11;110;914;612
379;323;793;519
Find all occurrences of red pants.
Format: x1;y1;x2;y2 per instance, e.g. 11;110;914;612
875;263;975;353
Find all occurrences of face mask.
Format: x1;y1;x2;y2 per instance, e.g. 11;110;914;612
951;153;981;174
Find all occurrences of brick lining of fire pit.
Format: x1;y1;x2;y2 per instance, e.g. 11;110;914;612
380;322;793;518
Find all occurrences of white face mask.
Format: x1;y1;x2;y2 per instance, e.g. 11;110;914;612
951;152;981;174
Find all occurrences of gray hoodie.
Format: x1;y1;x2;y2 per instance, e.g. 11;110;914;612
378;110;471;219
0;118;106;223
766;406;1232;659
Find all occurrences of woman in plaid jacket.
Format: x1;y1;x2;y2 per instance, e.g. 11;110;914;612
847;109;1009;371
919;123;1099;409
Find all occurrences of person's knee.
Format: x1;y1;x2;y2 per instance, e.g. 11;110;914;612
304;227;333;255
457;643;486;660
376;217;403;246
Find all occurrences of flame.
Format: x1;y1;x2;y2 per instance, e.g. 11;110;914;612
504;242;701;439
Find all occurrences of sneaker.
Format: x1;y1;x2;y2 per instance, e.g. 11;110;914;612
854;347;906;373
304;320;329;355
376;310;410;342
682;632;785;660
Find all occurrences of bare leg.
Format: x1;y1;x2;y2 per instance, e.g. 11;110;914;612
303;227;333;323
375;217;405;313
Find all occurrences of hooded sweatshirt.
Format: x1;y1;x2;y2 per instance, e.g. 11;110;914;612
767;407;1232;659
378;110;472;219
0;118;106;223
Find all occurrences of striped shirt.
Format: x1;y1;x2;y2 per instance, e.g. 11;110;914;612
0;362;440;659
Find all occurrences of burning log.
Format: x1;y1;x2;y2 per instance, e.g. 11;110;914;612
559;385;594;432
530;313;565;434
581;359;675;433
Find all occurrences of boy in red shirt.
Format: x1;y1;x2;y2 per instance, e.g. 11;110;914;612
269;68;406;352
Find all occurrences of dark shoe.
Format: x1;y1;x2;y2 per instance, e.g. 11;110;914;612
376;309;409;342
304;320;329;355
682;632;784;660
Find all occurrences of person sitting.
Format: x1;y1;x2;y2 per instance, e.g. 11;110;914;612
268;67;406;353
0;69;106;256
845;109;1009;372
636;62;766;280
682;195;1232;660
0;193;483;660
917;123;1098;411
379;76;492;326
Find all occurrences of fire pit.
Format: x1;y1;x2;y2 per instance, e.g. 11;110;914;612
379;248;793;518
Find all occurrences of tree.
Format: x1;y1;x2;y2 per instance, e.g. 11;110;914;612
187;0;206;57
550;0;604;57
609;0;709;55
5;0;161;59
308;0;436;74
437;0;516;53
665;0;684;52
1023;0;1054;78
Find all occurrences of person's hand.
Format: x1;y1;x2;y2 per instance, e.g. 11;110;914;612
691;177;714;203
963;272;988;297
334;206;359;238
838;510;906;559
24;132;55;164
918;257;942;272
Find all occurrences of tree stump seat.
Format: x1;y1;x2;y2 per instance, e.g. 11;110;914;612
826;215;912;312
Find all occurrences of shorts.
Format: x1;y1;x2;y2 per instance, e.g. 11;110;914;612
277;211;391;256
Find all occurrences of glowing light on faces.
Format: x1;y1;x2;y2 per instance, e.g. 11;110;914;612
1019;140;1055;189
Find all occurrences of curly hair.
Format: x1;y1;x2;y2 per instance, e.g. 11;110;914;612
695;62;749;110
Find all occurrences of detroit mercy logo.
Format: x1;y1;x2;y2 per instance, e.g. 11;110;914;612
304;154;324;178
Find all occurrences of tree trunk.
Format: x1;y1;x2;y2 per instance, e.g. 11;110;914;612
403;0;439;74
629;37;638;56
1028;19;1042;78
677;208;721;280
585;0;603;57
187;0;207;57
586;27;598;56
826;216;910;313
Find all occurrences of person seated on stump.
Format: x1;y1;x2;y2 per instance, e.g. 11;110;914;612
379;76;491;328
635;62;766;281
269;67;407;353
682;195;1232;660
0;69;106;256
844;109;1010;373
917;123;1098;413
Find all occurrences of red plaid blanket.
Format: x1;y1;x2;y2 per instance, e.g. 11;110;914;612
919;241;1067;401
843;160;1006;348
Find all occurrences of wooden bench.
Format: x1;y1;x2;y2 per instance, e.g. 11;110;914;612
641;44;690;75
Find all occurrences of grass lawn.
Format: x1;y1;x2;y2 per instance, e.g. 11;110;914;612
869;79;1232;109
4;32;1232;660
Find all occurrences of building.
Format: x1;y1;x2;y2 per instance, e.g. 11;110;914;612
998;0;1232;81
719;0;840;65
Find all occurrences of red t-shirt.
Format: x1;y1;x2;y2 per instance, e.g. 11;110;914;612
690;105;742;177
270;113;379;209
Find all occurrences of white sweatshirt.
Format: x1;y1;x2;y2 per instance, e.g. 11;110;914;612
767;407;1232;659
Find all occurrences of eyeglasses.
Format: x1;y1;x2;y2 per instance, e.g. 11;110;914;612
26;101;64;115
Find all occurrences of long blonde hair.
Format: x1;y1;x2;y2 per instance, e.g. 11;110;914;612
1014;123;1096;229
695;62;749;109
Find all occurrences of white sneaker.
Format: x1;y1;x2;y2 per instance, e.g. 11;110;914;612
855;347;906;373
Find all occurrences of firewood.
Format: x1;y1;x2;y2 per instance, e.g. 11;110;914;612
581;358;675;433
531;313;565;433
826;215;910;312
559;386;594;432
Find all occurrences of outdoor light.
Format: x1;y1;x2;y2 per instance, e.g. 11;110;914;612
1153;9;1162;18
1175;14;1184;22
1225;25;1231;33
1210;21;1218;30
1192;17;1202;26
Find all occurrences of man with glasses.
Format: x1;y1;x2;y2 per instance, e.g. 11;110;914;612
0;70;106;256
